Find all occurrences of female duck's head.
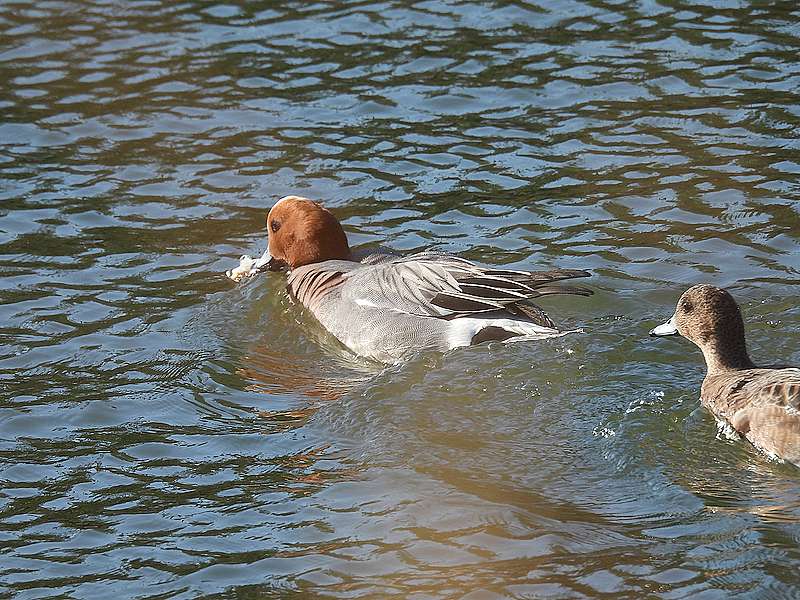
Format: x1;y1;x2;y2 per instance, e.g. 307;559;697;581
651;284;754;371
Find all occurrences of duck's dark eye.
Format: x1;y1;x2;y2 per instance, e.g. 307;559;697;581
270;219;281;233
682;300;693;313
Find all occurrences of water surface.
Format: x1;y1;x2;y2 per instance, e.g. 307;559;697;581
2;0;800;597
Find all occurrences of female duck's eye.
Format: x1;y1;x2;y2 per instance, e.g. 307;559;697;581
270;220;281;233
682;301;693;313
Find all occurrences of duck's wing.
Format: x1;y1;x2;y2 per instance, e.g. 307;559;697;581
706;369;800;465
340;252;591;319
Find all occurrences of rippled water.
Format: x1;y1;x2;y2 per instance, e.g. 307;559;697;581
2;0;800;597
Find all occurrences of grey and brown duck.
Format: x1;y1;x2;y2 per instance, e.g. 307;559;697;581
651;284;800;466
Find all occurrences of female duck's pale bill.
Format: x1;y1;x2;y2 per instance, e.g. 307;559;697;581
229;196;594;363
651;284;800;466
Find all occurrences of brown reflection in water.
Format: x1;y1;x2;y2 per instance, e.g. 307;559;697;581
269;444;367;498
673;438;800;524
237;338;375;402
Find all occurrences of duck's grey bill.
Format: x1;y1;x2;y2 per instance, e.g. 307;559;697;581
650;315;678;336
251;248;272;273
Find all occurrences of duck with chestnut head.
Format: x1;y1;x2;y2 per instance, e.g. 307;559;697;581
228;195;593;363
651;284;800;466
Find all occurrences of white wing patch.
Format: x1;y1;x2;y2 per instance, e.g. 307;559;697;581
447;317;567;349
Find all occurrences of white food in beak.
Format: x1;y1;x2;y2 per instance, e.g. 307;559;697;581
226;248;272;282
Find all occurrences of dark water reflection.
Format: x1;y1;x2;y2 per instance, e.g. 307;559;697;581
2;0;800;597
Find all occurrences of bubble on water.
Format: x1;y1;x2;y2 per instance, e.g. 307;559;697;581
714;418;740;441
593;426;616;438
626;389;665;413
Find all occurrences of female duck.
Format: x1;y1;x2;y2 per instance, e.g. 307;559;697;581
651;284;800;466
229;196;592;363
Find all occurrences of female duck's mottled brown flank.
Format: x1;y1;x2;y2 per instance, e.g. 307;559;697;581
651;284;800;466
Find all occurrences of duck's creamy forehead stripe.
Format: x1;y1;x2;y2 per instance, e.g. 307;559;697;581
272;196;296;210
265;195;298;221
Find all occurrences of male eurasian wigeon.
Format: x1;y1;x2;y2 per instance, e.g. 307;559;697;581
228;195;593;363
651;284;800;466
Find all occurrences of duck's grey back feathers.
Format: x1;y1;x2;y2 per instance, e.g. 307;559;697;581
285;251;590;361
339;252;590;319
